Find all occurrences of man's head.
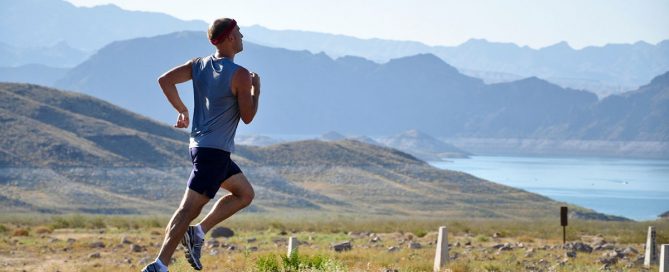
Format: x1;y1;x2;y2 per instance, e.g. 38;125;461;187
208;18;243;52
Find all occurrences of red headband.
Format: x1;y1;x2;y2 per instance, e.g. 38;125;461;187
210;19;237;45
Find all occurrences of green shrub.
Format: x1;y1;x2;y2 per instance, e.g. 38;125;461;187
258;253;342;272
281;252;300;271
413;229;428;238
483;264;501;272
50;214;86;229
256;254;280;272
475;234;489;242
89;216;106;229
0;224;8;233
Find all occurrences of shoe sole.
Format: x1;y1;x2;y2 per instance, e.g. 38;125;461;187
181;229;203;270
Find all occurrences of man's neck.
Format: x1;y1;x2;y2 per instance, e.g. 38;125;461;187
215;50;235;60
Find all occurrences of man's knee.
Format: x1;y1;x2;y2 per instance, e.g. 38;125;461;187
239;187;255;207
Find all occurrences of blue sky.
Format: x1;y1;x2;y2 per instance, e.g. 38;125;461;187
66;0;669;49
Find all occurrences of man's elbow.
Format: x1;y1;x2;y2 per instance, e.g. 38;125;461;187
157;75;172;87
241;116;254;124
240;112;255;124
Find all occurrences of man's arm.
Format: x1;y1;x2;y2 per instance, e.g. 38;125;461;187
158;60;193;128
233;67;260;124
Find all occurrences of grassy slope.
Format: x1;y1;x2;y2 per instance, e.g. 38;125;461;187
0;83;621;221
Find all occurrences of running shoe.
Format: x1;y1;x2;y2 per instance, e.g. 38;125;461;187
181;225;204;270
141;262;167;272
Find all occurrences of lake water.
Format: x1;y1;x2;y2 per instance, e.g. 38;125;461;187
429;156;669;221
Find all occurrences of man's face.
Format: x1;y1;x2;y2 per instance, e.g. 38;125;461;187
233;26;243;52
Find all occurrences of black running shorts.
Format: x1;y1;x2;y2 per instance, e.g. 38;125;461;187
187;147;242;199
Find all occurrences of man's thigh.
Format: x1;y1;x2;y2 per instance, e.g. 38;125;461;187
220;173;253;196
178;188;211;211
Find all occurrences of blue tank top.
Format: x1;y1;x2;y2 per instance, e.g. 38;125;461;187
189;55;241;152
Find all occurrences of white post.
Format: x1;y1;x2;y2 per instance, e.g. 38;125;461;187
644;226;657;267
433;226;448;272
660;244;669;272
287;236;298;257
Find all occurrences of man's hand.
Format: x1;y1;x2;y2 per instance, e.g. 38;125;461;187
175;110;189;128
250;72;260;93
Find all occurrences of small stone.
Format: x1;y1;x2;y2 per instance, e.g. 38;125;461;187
121;236;133;244
564;242;593;253
496;243;513;251
210;227;235;238
130;244;144;253
492;232;502;238
599;256;618;265
332;241;352;252
89;241;105;249
246;237;257;243
370;236;381;243
408;242;422;249
209;249;219;256
387;246;399;252
248;246;258;252
565;251;577;258
620;246;638;256
88;252;101;258
207;239;220;248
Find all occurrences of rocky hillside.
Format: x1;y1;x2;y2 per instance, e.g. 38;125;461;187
0;83;624;220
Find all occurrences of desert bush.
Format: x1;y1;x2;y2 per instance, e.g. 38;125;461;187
12;228;29;236
34;225;53;234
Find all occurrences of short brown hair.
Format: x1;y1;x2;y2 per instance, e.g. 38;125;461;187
208;18;235;42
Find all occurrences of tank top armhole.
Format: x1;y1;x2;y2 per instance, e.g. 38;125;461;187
190;57;203;78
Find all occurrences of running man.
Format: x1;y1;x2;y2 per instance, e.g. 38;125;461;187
142;18;260;272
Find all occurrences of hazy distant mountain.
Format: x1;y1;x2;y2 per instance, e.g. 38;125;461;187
0;64;69;86
379;130;470;161
0;0;206;52
320;131;347;141
0;41;89;68
2;82;626;220
235;134;282;147
53;31;669;158
244;26;669;95
243;25;431;63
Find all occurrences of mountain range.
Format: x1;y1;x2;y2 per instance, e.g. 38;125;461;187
0;0;206;67
1;0;667;159
1;82;629;221
2;0;669;97
49;31;669;158
244;25;669;96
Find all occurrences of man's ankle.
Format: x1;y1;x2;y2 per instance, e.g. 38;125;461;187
155;258;168;270
194;224;205;239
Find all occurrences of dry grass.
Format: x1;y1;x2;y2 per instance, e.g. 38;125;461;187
0;213;667;271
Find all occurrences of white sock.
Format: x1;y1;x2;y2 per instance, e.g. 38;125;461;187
154;258;168;271
194;224;205;239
